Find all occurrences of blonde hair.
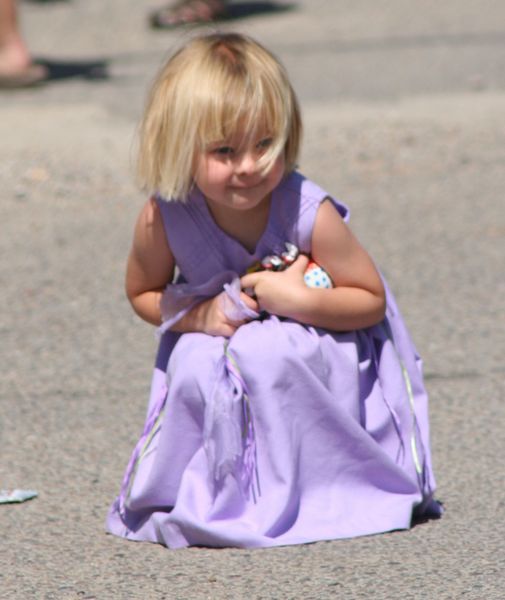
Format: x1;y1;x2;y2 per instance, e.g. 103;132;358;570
137;32;302;200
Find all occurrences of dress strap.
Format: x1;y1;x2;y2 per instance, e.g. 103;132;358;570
155;191;225;283
272;172;350;254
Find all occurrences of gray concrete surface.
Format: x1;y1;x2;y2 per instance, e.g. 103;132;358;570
1;1;504;598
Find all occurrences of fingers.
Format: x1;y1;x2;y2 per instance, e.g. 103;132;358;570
288;253;310;272
240;291;259;312
221;323;240;337
240;271;259;290
241;254;310;290
213;316;245;337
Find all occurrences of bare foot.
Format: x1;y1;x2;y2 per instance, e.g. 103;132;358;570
150;0;229;29
0;40;47;88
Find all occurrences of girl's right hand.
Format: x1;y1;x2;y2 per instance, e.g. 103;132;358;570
176;292;259;337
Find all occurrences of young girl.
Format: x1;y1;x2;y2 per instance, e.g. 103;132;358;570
106;32;441;549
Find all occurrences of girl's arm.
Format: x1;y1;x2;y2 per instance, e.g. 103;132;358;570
125;197;175;325
240;199;386;332
126;197;258;335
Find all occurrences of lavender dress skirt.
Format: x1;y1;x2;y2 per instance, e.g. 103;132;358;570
106;172;441;548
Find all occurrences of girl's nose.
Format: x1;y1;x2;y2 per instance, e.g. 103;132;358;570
235;150;258;175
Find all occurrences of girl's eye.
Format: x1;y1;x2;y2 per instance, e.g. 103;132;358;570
213;146;234;156
257;138;273;151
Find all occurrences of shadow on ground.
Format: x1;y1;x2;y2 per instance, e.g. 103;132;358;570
228;1;297;19
149;0;298;29
37;58;109;82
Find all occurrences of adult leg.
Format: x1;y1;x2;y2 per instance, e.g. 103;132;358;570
0;0;47;88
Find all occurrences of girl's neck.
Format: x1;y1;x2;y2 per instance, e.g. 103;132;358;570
204;193;272;254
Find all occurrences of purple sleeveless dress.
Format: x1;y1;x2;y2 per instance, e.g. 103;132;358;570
106;171;440;549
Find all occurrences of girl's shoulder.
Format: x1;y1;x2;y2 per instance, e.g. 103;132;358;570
153;189;206;237
152;191;216;276
274;171;350;252
278;171;349;222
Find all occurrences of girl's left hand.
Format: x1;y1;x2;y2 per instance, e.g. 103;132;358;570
240;254;310;317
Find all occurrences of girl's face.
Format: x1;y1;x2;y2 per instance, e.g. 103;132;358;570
194;130;285;213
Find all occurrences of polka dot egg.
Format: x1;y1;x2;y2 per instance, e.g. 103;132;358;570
304;261;333;289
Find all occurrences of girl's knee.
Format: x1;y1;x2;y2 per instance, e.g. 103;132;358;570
167;332;225;389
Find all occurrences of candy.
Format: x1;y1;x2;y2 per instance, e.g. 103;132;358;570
247;243;333;289
304;261;333;289
261;254;284;271
280;242;299;266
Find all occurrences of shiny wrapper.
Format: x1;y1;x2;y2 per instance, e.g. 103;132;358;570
0;489;38;504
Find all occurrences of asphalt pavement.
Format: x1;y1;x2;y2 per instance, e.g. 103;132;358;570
1;1;504;598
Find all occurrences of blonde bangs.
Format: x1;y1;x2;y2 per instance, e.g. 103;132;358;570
195;70;289;168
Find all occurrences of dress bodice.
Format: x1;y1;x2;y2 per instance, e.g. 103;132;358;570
155;171;349;283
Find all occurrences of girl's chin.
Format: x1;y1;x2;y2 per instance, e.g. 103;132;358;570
225;189;268;208
203;187;271;212
230;196;268;210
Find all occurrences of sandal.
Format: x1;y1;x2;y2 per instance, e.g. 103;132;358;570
0;62;48;90
149;0;229;29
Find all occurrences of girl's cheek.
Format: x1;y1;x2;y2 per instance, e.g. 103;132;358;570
192;152;208;177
